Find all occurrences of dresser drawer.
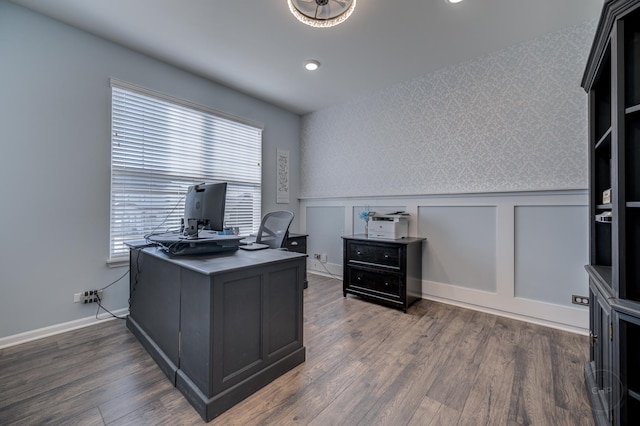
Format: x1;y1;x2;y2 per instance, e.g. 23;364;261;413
347;266;402;300
347;242;400;269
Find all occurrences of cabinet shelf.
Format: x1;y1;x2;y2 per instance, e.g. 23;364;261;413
628;202;640;207
616;298;640;316
627;104;640;115
595;127;612;150
597;204;613;209
590;265;613;289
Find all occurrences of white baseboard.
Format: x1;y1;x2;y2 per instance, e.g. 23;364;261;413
421;279;588;335
421;293;588;335
307;260;342;279
0;308;129;349
304;269;588;335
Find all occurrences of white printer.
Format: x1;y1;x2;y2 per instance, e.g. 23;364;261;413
368;213;409;239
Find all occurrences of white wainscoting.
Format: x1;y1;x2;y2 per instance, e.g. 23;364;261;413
300;189;589;334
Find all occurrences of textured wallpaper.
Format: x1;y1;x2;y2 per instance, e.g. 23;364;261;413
301;21;596;198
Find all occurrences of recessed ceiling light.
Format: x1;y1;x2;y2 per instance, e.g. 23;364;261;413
447;0;464;3
305;60;320;71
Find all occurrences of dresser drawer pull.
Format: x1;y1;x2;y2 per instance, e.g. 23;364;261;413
384;253;390;259
356;250;362;256
290;241;298;246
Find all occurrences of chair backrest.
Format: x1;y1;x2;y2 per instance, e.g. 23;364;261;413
255;211;295;249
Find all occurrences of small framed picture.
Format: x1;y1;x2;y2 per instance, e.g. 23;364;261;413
277;149;290;204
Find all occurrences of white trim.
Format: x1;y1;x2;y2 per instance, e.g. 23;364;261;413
421;292;588;336
299;188;587;202
300;189;590;334
308;269;339;280
306;268;588;335
0;309;129;349
308;260;342;278
422;279;588;333
106;256;129;268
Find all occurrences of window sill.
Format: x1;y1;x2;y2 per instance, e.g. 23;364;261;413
107;256;129;268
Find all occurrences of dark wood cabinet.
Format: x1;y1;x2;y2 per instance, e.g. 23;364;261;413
285;233;308;288
342;235;424;312
582;1;640;424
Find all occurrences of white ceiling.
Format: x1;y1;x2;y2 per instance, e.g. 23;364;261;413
11;0;604;115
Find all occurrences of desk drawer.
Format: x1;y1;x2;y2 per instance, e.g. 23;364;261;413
284;236;306;253
347;266;402;300
347;242;400;269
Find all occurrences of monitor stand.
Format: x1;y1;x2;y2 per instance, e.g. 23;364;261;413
146;231;243;256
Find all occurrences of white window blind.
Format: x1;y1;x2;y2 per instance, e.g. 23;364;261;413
110;81;262;259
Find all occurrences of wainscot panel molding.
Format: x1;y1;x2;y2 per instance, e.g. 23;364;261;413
300;189;589;334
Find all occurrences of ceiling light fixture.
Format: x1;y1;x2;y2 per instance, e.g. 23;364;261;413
288;0;357;28
447;0;464;3
305;60;320;71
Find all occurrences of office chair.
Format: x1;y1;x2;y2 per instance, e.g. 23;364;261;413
255;211;295;249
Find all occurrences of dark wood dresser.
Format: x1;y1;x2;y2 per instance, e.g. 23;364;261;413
342;235;424;312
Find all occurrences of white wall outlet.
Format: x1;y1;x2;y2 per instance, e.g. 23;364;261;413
571;295;589;306
74;290;104;304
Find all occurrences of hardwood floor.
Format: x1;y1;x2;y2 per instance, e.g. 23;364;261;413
0;274;594;425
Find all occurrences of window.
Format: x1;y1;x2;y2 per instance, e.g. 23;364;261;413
109;80;262;259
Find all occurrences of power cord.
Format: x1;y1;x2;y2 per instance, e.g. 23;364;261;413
316;260;340;280
99;268;129;292
95;293;128;321
128;247;143;309
143;192;188;240
93;190;189;321
94;268;130;320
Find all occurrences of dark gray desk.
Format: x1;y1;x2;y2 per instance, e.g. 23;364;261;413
127;246;306;422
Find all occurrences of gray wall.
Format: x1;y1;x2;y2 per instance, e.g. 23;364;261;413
0;1;301;339
301;21;595;198
306;206;345;269
299;20;598;331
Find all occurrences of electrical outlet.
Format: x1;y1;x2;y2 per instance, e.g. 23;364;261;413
571;295;589;306
74;290;104;304
314;253;321;260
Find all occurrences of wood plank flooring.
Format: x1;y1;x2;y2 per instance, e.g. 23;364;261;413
0;274;594;425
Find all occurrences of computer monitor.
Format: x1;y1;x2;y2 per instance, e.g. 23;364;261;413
183;182;227;235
